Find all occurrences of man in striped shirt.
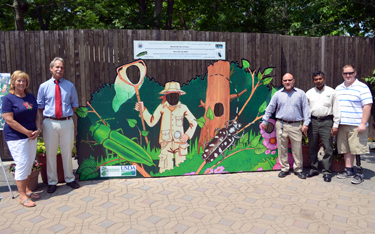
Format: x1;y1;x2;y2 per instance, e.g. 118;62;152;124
335;64;373;184
261;73;310;179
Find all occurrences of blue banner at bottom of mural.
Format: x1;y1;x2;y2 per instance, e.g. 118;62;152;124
100;166;137;177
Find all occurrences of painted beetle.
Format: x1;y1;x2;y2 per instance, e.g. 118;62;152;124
89;123;154;166
201;120;243;163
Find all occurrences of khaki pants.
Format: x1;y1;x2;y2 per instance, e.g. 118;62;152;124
276;120;303;173
43;118;75;185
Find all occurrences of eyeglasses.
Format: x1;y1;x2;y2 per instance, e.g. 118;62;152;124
282;79;293;82
342;71;355;75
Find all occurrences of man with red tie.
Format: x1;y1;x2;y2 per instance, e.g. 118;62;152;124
37;57;80;193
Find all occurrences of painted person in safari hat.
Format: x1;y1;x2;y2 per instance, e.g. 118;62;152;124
135;81;197;173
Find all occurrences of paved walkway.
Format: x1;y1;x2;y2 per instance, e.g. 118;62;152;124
1;153;375;234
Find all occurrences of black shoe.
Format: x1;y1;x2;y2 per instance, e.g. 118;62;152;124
47;185;57;193
278;171;289;178
306;171;319;178
323;174;332;182
294;172;306;179
66;181;80;189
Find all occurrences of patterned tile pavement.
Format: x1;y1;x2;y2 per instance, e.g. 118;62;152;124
1;153;375;234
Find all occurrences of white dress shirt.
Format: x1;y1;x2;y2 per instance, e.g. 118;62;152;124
306;85;340;128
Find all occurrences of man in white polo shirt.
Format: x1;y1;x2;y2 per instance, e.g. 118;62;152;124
306;71;340;183
335;64;373;184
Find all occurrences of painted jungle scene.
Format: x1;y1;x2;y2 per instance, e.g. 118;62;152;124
76;59;282;180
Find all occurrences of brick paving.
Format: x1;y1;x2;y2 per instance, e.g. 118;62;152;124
1;153;375;234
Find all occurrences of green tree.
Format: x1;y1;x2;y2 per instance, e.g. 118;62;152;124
0;0;373;37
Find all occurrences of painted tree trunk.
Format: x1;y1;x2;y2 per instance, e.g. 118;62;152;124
198;60;231;153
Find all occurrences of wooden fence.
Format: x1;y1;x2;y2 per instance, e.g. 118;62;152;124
1;29;374;160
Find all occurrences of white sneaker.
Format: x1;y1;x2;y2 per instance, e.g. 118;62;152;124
351;173;364;184
337;169;354;179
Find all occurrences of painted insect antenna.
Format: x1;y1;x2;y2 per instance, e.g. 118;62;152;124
225;119;230;128
216;73;240;120
208;73;241;125
231;80;240;121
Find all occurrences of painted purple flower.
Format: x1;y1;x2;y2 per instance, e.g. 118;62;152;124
214;166;228;174
263;137;277;150
257;167;263;171
259;118;276;139
273;157;282;170
273;153;295;170
205;168;214;174
259;118;277;150
184;171;196;175
265;150;271;155
271;150;276;155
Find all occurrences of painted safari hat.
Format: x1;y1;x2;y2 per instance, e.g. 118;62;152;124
159;81;186;95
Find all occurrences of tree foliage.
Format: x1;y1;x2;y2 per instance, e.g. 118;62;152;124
0;0;374;37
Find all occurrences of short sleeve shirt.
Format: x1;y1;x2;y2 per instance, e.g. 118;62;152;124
37;78;79;118
335;79;373;126
2;93;38;141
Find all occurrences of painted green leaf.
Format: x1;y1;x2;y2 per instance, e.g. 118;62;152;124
106;133;154;166
250;135;262;148
242;60;250;69
141;130;149;136
258;101;267;113
264;68;274;75
254;144;267;155
240;132;249;144
127;119;137;128
196;117;206;128
77;157;99;180
82;168;100;180
77;157;96;173
258;71;263;80
206;107;214;120
76;107;88;118
263;77;273;85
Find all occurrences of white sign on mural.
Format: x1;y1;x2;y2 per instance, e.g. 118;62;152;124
133;41;226;60
100;165;137;177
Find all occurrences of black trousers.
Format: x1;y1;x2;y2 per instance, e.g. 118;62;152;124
307;118;333;175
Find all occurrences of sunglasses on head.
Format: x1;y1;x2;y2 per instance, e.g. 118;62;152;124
342;71;355;75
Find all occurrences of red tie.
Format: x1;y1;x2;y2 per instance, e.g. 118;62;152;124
55;80;62;119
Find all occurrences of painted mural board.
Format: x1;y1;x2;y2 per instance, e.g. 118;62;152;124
133;41;225;60
0;73;11;130
76;59;282;180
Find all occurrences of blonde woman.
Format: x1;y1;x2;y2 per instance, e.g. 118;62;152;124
2;71;41;207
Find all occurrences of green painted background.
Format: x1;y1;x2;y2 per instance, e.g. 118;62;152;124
76;59;281;180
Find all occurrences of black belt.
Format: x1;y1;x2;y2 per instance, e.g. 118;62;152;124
311;115;333;121
45;116;72;121
278;119;300;124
